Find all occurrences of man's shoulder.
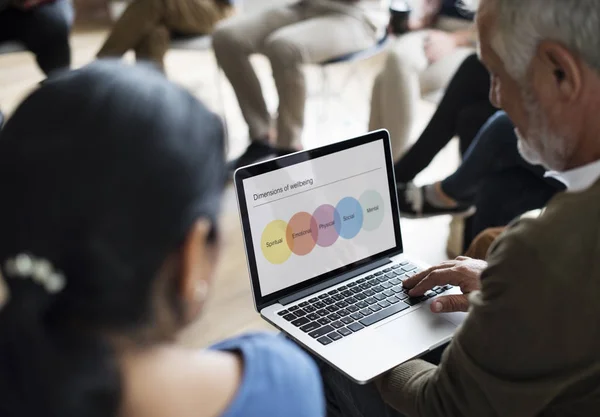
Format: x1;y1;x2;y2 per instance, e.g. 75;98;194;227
509;180;600;244
488;181;600;281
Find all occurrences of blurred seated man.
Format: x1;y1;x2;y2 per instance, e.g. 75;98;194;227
213;0;378;172
370;0;477;158
97;0;233;71
0;0;73;128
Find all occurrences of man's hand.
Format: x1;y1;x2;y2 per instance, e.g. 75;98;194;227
403;257;487;313
424;30;458;63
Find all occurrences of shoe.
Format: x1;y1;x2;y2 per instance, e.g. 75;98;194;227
227;140;277;174
397;182;476;218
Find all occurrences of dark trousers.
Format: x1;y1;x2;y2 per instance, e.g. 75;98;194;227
320;346;447;417
394;54;496;183
440;111;565;247
0;0;73;76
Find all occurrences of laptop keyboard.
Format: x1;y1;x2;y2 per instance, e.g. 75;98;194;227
276;261;454;346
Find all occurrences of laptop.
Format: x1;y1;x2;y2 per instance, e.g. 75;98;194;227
234;130;466;384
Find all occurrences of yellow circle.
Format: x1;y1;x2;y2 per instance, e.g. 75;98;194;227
261;220;292;264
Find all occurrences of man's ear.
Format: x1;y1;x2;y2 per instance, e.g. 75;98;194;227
180;218;215;321
535;40;583;102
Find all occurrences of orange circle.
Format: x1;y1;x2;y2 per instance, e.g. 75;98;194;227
286;212;318;256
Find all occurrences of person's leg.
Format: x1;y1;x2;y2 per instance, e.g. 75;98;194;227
467;168;563;245
455;102;500;157
369;31;428;160
320;364;404;417
317;343;447;417
440;111;545;203
440;112;515;201
212;5;305;144
396;111;543;218
262;10;376;148
134;24;170;71
394;54;493;183
98;0;229;63
0;0;73;76
464;227;505;260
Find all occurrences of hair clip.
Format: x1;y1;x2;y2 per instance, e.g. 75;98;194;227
4;253;66;294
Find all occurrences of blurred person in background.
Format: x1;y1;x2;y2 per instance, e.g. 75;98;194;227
0;0;73;129
0;61;324;417
370;0;477;158
213;0;378;173
97;0;234;71
0;0;73;75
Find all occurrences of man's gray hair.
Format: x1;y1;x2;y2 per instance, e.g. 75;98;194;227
464;0;600;80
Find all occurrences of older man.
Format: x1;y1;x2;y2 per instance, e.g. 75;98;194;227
321;0;600;416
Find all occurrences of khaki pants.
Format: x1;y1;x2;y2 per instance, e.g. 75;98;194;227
98;0;231;70
369;17;474;160
212;0;377;148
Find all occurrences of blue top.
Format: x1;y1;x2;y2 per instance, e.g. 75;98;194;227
210;333;325;417
440;0;473;20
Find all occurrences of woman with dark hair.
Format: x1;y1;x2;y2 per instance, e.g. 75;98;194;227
0;61;324;417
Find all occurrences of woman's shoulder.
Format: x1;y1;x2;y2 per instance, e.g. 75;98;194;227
210;332;325;417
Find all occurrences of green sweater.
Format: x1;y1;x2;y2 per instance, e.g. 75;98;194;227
378;179;600;416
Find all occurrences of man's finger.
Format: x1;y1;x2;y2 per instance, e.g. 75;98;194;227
408;268;458;296
402;261;455;289
430;294;469;313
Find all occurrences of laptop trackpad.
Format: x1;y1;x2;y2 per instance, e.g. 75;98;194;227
376;307;458;357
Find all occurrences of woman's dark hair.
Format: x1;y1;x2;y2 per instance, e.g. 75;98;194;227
0;61;225;417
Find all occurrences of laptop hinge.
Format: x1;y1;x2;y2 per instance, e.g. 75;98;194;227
278;258;392;306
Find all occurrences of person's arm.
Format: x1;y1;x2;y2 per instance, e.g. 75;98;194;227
210;333;325;417
376;228;572;417
451;27;477;48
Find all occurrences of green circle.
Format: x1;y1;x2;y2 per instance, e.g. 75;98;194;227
360;190;385;231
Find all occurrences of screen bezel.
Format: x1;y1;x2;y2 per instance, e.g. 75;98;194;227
234;130;404;310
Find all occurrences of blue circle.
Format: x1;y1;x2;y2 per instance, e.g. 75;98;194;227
334;197;364;239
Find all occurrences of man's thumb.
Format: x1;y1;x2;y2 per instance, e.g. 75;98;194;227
431;294;469;313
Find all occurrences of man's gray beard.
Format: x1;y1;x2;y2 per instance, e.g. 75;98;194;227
515;127;544;167
516;89;573;171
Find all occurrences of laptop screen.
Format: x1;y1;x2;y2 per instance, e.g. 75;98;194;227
240;137;398;298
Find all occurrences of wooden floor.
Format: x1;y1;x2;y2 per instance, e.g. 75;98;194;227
0;23;460;348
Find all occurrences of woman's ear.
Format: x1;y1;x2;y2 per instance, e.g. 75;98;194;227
180;218;219;323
